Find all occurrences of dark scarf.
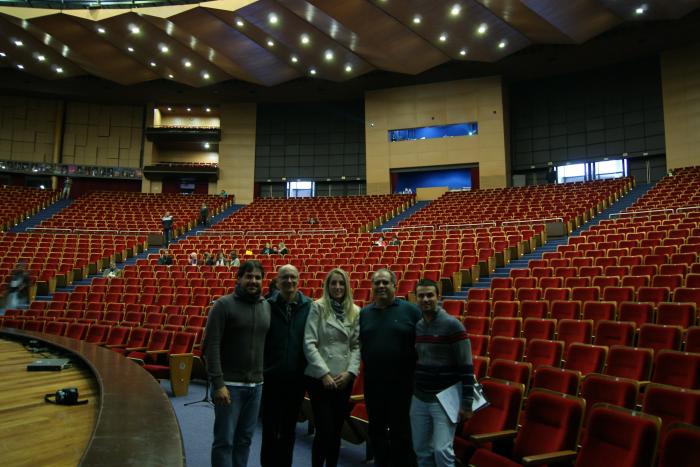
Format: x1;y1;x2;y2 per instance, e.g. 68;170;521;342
331;299;345;323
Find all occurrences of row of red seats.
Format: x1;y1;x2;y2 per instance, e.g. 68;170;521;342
0;186;59;231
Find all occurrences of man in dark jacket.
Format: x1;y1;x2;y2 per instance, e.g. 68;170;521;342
203;260;271;467
261;264;312;467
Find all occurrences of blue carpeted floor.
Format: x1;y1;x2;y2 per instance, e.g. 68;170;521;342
164;381;370;467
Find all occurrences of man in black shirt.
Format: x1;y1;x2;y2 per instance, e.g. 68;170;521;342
360;268;421;467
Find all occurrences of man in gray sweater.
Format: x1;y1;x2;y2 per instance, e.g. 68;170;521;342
203;260;271;467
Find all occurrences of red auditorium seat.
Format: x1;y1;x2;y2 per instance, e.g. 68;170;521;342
520;300;548;319
582;301;616;326
658;422;700;467
531;366;580;396
487;359;532;387
673;287;700;307
642;383;700;452
656;302;696;329
490;317;522;338
637;286;671;305
463;316;490;335
492;301;519;318
465;300;491;317
686;326;700;353
488;336;526;362
84;324;109;345
604;345;653;382
557;319;593;351
522;318;556;342
467;334;490;357
525;339;564;370
650;350;700;389
579;374;638;427
594;320;635;347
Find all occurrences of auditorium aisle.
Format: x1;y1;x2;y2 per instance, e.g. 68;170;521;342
164;381;369;467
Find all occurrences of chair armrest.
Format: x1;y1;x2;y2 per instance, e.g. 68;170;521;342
522;450;577;466
128;357;145;366
350;394;365;402
638;380;650;389
169;352;194;359
469;429;517;443
146;350;169;356
126;346;147;352
104;343;125;349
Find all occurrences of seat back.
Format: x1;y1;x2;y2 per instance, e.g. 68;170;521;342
594;320;635;347
459;378;524;438
642;383;700;445
488;359;532;386
564;343;607;375
658;422;700;467
576;404;660;467
637;286;670;305
532;366;581;395
638;324;682;353
618;302;654;329
550;300;581;320
557;319;594;351
580;373;638;427
651;350;700;389
85;324;109;344
656;303;696;329
525;338;564;369
488;336;526;361
605;345;653;381
491;317;522;338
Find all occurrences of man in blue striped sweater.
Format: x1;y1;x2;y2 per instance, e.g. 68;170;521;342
410;279;474;467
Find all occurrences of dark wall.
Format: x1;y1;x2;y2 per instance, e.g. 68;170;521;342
510;59;665;173
255;101;366;182
69;177;141;198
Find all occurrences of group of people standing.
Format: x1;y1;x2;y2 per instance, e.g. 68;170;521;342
203;261;474;467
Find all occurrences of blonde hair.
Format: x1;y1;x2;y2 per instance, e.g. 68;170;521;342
318;268;357;324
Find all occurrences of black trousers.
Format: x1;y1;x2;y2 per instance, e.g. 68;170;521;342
364;381;415;467
260;379;306;467
307;376;353;467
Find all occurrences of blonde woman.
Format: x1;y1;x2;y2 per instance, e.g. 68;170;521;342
303;268;360;467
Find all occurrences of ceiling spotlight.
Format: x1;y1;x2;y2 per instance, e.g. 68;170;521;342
268;13;278;24
477;23;488;34
168;74;174;79
160;45;169;53
235;19;244;27
17;64;24;69
345;64;353;72
0;52;6;57
300;34;310;45
127;46;135;52
204;142;211;149
167;107;172;111
309;67;317;75
291;55;298;63
37;55;45;61
97;27;106;34
14;40;23;47
149;61;157;67
266;39;275;47
459;48;467;56
635;5;647;15
412;15;422;24
450;4;461;16
202;72;210;79
184;60;192;68
439;33;447;42
130;26;141;34
324;50;334;61
56;67;63;73
206;107;211;112
186;107;191;112
498;40;507;49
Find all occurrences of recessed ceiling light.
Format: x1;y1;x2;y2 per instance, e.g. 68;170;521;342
291;55;298;63
168;74;174;79
266;39;275;47
0;52;6;57
324;50;334;61
202;72;210;79
149;61;157;67
97;27;106;34
498;40;507;49
235;19;244;27
477;23;488;34
17;64;24;69
14;40;23;47
459;48;467;56
635;5;647;15
167;107;172;111
130;26;140;34
55;67;63;73
300;34;310;45
160;45;169;53
450;4;461;16
204;142;211;149
268;13;278;24
345;64;352;72
439;33;448;42
37;55;45;61
184;60;192;68
127;46;135;52
206;107;211;112
309;67;317;75
186;107;191;112
412;15;422;24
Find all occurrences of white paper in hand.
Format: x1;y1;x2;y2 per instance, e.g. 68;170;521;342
436;382;462;424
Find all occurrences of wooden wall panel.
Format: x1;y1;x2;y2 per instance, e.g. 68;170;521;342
219;102;257;204
62;102;143;168
662;44;700;169
365;77;508;193
0;96;59;162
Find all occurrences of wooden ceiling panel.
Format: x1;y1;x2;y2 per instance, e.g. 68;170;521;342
474;0;574;44
521;0;622;43
301;0;449;75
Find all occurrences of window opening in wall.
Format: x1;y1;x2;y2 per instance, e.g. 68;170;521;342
594;159;626;180
388;122;478;142
557;163;586;183
287;180;315;198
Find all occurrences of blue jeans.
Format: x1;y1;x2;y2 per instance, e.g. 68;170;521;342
211;384;263;467
410;396;458;467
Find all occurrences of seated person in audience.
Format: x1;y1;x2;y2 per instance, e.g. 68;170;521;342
158;249;173;265
204;252;216;266
277;241;289;256
102;261;122;279
265;277;279;300
200;203;209;226
220;189;228;199
189;251;198;265
5;262;30;308
229;251;241;267
308;216;318;225
375;235;387;247
215;252;226;266
389;235;401;246
262;242;275;255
